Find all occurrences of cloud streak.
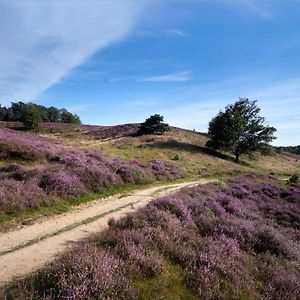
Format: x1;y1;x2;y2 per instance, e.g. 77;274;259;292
139;71;191;82
0;1;145;103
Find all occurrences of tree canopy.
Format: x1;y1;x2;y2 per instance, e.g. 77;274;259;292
138;114;169;135
206;98;277;162
0;102;81;128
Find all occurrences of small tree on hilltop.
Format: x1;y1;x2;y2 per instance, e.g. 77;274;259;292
206;98;276;162
20;104;42;129
138;114;169;135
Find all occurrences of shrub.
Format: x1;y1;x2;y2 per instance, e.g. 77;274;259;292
41;169;85;199
289;173;299;184
138;114;169;135
0;178;52;213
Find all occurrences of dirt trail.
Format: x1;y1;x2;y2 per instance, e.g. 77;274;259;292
0;180;213;286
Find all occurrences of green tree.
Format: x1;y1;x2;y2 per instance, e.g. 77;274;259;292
11;101;26;121
138;114;169;135
206;98;276;162
47;107;60;122
60;109;81;124
20;104;42;129
0;105;7;121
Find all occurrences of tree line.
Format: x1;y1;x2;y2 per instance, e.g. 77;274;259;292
0;102;81;129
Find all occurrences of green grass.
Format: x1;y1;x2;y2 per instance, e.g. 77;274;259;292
133;260;197;300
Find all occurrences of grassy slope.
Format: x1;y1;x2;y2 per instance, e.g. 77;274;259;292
1;122;299;230
36;123;300;179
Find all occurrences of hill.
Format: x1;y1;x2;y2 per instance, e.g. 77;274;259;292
0;121;299;230
31;122;300;178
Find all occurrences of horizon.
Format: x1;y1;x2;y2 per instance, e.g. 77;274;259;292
1;1;300;146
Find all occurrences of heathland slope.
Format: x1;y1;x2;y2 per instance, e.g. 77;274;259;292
2;174;299;299
34;122;300;178
0;121;299;232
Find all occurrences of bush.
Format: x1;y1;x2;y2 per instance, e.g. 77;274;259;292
41;169;85;199
289;174;299;184
138;114;169;135
0;178;52;213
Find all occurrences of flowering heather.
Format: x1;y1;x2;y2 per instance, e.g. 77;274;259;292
0;128;182;214
0;178;52;213
41;169;85;199
4;174;300;299
0;128;69;161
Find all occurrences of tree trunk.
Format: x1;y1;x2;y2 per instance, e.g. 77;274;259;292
235;153;240;163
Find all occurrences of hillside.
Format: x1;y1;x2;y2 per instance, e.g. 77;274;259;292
0;122;300;299
33;122;300;178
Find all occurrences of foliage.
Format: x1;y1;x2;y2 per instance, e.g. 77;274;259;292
279;145;300;155
289;174;299;184
20;104;42;129
0;101;81;125
4;174;300;299
138;114;169;135
206;98;277;162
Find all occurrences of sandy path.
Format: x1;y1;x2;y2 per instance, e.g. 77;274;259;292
0;180;212;286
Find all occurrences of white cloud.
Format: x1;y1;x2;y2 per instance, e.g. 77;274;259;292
164;29;187;37
0;1;145;103
139;71;191;82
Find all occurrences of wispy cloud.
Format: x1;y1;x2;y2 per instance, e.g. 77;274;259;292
0;1;145;103
164;29;187;37
138;71;191;82
245;0;273;19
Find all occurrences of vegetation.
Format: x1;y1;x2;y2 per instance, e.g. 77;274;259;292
0;128;182;219
0;102;81;128
277;145;300;156
138;114;169;135
20;104;42;129
3;174;299;299
289;173;299;184
206;98;277;162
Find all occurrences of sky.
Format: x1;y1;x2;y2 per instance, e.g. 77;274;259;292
0;1;300;146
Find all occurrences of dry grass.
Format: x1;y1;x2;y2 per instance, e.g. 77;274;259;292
38;124;300;179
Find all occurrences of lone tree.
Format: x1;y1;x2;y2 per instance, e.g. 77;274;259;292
206;98;276;162
138;114;169;135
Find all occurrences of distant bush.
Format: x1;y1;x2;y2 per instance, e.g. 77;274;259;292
172;154;180;161
289;174;299;184
138;114;169;135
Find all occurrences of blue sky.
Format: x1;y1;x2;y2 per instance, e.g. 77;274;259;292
0;1;300;146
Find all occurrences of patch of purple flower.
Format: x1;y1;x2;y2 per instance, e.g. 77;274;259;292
0;128;182;214
3;174;300;299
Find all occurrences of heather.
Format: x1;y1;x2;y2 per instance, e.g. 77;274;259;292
4;174;300;299
0;128;182;215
